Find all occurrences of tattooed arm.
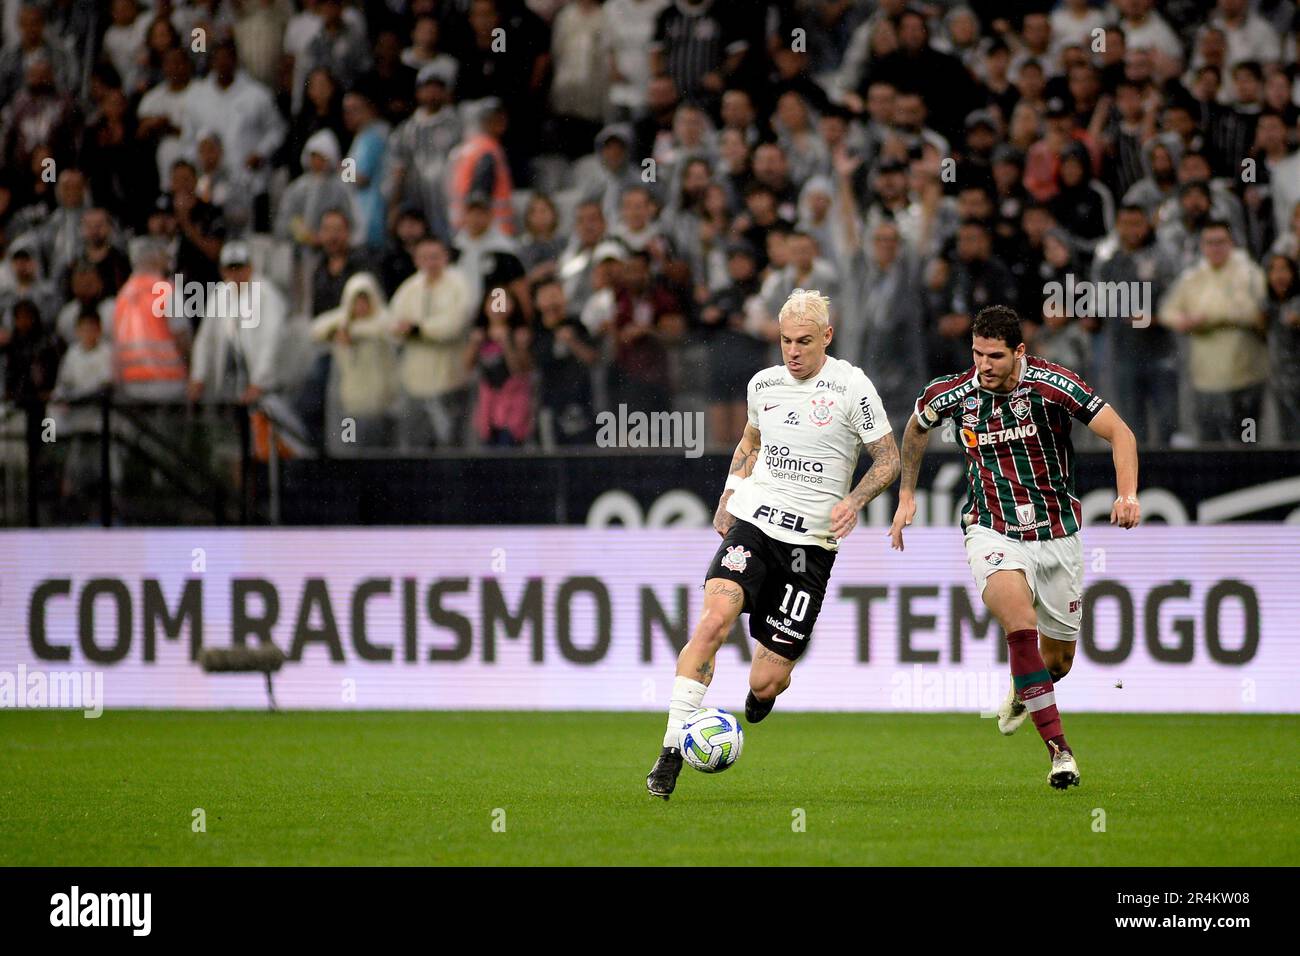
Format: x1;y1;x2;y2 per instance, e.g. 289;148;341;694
889;414;932;551
829;431;901;540
714;423;761;537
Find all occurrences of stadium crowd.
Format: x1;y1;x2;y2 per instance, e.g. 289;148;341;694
1;0;1299;467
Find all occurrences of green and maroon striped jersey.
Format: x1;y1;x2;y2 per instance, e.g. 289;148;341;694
913;355;1106;540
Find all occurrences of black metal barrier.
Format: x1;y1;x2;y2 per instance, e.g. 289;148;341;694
4;395;1298;526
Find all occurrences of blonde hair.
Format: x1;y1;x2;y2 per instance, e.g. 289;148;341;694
778;288;831;330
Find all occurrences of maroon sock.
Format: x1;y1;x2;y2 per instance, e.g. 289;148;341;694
1007;628;1070;755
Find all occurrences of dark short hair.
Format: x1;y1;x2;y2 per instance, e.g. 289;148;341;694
1202;219;1233;237
320;207;352;227
532;276;563;302
972;304;1023;349
1232;60;1263;81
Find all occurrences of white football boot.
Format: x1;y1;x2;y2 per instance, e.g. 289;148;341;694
1049;746;1080;790
996;684;1029;736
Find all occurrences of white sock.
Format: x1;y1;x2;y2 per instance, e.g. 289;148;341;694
663;676;708;748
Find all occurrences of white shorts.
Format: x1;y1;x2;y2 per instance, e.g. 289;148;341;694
963;525;1084;641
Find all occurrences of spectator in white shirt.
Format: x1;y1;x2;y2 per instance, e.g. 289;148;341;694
1208;0;1282;69
1051;0;1107;53
1115;0;1184;62
180;38;287;231
102;0;150;89
187;241;288;406
604;0;669;120
49;310;115;506
137;47;193;188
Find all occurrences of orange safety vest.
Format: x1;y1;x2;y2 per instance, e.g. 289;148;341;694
449;133;515;235
114;273;187;383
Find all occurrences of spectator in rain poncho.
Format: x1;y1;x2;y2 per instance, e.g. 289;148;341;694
570;124;643;228
0;235;61;331
382;60;461;242
772;91;827;188
309;271;399;453
1121;133;1183;218
187;241;289;406
796;175;842;268
275;129;360;250
833;162;927;430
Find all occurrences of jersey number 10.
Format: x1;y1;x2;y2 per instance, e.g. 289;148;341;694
779;584;810;621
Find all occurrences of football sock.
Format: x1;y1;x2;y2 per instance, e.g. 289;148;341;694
1007;628;1070;755
663;676;708;748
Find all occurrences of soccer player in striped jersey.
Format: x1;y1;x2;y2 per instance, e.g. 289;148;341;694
888;304;1140;789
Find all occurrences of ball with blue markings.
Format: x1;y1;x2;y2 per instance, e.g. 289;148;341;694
679;707;744;773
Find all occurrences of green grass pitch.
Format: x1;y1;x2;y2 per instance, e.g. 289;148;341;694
2;711;1296;866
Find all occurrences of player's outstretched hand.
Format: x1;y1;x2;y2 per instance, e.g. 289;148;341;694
830;497;860;540
889;496;916;551
1111;494;1141;529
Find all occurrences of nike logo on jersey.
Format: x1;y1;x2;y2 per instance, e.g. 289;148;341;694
770;635;793;644
763;403;780;411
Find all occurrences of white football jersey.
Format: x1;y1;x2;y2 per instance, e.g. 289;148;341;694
726;356;892;551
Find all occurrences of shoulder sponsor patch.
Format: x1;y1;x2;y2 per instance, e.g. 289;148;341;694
858;396;876;431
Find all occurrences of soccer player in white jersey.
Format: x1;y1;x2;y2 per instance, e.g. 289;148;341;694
888;305;1140;790
646;289;900;799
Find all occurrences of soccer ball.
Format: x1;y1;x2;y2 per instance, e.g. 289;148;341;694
679;708;744;773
